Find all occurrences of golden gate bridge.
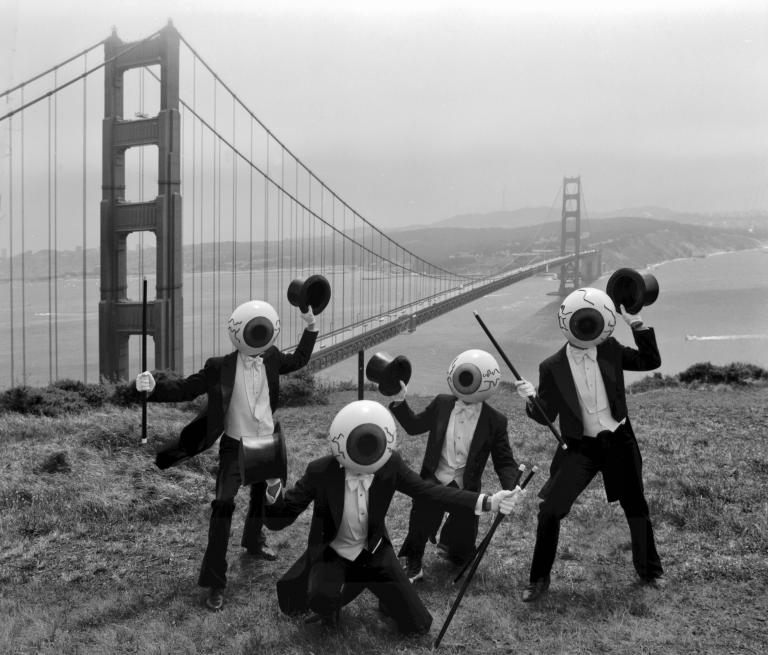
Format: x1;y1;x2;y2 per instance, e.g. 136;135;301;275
0;22;600;389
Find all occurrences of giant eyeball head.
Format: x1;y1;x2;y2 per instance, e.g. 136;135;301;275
328;400;398;474
558;288;617;348
227;300;281;356
446;349;501;403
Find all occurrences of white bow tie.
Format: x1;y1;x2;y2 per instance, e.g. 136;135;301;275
345;472;374;492
571;347;597;364
454;401;480;418
242;355;263;371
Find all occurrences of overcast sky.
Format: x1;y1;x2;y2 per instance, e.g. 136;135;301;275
2;0;767;229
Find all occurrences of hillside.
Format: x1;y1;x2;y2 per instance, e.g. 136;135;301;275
386;216;766;273
1;384;766;654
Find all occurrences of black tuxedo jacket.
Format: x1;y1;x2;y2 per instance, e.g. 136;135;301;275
390;395;519;492
527;328;661;502
264;452;480;614
148;328;317;469
526;328;661;443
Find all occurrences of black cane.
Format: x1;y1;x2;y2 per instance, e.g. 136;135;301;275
453;464;526;584
473;311;567;451
141;278;148;445
434;467;538;649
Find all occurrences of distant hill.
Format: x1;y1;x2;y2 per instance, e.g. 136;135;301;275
432;206;768;233
388;216;767;274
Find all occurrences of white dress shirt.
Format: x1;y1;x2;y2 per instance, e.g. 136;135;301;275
328;472;375;561
224;353;275;439
566;344;623;437
434;400;482;487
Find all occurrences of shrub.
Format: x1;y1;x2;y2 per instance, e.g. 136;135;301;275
679;362;768;385
0;385;90;417
279;369;329;407
628;372;680;393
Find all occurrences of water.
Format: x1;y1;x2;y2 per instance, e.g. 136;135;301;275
317;248;768;394
1;248;766;390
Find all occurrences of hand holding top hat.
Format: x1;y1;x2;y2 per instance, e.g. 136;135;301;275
366;352;412;397
287;275;331;315
606;268;659;315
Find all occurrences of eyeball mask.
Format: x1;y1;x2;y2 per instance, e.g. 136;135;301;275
328;400;398;474
446;349;501;404
558;288;617;348
227;300;281;356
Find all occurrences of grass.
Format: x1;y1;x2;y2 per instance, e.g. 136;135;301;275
1;384;767;654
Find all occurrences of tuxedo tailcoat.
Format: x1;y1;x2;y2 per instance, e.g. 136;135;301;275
264;452;480;632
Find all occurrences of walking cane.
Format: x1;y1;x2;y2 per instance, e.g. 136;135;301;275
453;464;526;584
141;278;148;445
473;311;567;451
433;467;538;649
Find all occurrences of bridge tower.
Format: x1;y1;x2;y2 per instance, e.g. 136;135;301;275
558;175;582;296
99;23;182;380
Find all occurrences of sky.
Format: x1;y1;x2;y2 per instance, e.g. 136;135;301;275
2;0;768;232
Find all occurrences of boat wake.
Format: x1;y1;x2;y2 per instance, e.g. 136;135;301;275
684;334;768;341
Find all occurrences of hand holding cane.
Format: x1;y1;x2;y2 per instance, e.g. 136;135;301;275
473;311;567;451
434;466;538;649
453;463;526;583
141;278;148;445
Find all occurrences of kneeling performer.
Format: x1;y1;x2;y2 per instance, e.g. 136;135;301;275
263;400;522;634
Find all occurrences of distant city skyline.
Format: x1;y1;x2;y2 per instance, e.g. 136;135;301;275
1;0;767;253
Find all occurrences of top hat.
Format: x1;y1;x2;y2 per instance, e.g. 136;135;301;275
287;275;332;315
239;424;287;486
365;352;412;396
606;268;659;315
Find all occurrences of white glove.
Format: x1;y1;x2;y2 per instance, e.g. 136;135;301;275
619;305;644;329
498;486;525;515
515;379;536;399
136;371;156;393
490;489;516;513
300;307;317;331
393;381;407;403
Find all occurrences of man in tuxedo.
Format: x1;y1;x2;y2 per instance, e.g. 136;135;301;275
389;349;520;583
514;287;664;602
135;299;317;611
263;400;523;634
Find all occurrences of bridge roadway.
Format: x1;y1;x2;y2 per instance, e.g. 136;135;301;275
306;250;599;372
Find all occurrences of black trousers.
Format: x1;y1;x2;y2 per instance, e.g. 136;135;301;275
198;435;268;588
398;480;478;564
529;429;663;582
308;544;432;635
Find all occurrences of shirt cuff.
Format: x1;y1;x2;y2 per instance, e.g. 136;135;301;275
474;494;486;515
265;481;282;504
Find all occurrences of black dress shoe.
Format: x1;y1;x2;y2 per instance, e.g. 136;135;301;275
247;543;277;561
521;576;550;602
636;574;666;589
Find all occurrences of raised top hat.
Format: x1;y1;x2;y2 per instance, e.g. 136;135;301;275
239;425;287;486
287;274;332;315
606;268;659;315
366;352;412;396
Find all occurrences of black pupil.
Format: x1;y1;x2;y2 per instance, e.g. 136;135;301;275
347;423;386;465
570;308;604;340
243;317;273;347
458;371;474;387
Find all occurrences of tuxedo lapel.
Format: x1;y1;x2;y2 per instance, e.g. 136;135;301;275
220;352;238;416
326;462;346;530
597;344;617;399
465;402;489;467
432;396;455;457
552;346;582;420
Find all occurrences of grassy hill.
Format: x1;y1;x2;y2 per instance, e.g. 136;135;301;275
1;381;767;654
